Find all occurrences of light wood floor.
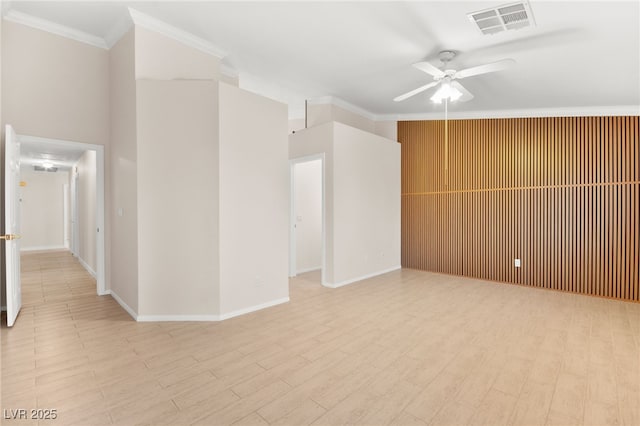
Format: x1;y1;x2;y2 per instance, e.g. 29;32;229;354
2;251;639;426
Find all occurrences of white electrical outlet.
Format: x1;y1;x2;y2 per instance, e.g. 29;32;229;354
514;259;521;268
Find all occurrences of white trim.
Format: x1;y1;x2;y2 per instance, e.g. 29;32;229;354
220;64;239;79
104;13;134;48
135;297;290;322
63;183;70;249
3;10;108;49
19;134;107;297
21;245;66;252
307;96;378;121
137;314;219;322
296;266;322;274
218;297;290;321
128;8;226;59
379;105;640;122
325;266;402;289
108;290;138;320
77;255;97;279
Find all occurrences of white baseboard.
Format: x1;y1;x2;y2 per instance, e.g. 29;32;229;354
21;245;66;252
324;265;402;288
77;256;97;278
296;266;321;274
137;314;220;322
135;297;290;322
1;306;6;312
107;290;138;320
218;297;290;321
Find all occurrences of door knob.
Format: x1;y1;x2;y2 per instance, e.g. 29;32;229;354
0;234;21;240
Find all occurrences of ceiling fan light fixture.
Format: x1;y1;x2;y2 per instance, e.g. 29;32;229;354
430;82;463;103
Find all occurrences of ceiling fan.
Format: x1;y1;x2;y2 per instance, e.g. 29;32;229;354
394;50;516;103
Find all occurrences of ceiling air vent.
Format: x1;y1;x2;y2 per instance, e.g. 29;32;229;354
34;165;58;172
468;1;536;35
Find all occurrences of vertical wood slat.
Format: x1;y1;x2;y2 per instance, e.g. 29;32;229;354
398;116;640;302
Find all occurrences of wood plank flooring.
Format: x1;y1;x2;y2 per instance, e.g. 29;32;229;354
1;250;639;425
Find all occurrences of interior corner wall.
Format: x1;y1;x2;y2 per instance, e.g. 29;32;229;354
19;168;69;251
136;80;219;317
399;116;640;302
218;82;289;316
289;123;335;283
75;150;97;275
332;122;401;285
134;26;221;80
110;28;139;313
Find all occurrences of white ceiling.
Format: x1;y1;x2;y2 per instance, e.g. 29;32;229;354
4;1;640;120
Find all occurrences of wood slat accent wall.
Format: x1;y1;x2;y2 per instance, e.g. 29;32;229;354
399;116;640;301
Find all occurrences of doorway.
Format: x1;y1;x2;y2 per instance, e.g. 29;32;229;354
289;154;325;285
19;134;106;295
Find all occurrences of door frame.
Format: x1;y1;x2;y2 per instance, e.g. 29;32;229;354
70;167;79;256
289;154;326;285
63;183;70;249
19;135;107;296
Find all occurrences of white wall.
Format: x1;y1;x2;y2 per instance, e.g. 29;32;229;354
109;28;138;312
75;150;97;275
134;27;221;80
332;122;401;285
136;80;219;317
19;168;69;251
294;160;322;273
374;121;398;141
289;121;400;287
219;82;289;316
288;118;305;134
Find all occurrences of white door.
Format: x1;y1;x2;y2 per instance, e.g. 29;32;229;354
4;125;22;327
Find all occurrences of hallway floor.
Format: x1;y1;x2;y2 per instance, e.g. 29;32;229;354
1;251;639;425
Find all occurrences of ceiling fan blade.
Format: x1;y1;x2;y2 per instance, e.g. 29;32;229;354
455;58;515;79
451;81;474;102
412;61;445;78
393;81;439;102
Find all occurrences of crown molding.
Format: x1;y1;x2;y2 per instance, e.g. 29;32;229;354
379;105;640;121
307;96;380;121
103;13;133;48
3;9;108;49
220;63;239;79
128;8;226;59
